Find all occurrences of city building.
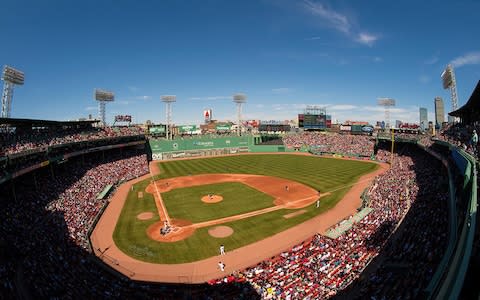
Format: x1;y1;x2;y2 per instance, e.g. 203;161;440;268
434;97;445;129
419;107;428;130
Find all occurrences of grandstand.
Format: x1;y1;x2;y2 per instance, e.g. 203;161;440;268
0;82;479;298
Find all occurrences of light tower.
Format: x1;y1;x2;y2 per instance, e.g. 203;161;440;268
1;65;25;118
441;64;459;123
161;95;176;140
95;89;114;126
377;98;396;130
233;93;247;136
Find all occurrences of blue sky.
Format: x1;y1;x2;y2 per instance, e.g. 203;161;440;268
1;0;479;125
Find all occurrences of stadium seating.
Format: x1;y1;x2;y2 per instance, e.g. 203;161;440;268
0;130;472;299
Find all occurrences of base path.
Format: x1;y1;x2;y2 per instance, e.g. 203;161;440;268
90;155;389;284
144;173;322;241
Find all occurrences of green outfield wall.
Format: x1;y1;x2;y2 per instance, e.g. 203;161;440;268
150;136;251;152
149;136;252;160
148;135;309;160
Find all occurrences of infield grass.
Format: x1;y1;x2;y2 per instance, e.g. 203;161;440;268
162;182;275;223
113;154;378;263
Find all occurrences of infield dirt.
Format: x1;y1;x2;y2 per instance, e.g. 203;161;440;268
90;154;389;283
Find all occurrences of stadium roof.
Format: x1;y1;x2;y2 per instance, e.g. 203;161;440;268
0;118;99;127
449;80;480;123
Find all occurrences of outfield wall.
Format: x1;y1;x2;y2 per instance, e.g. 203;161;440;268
149;135;302;160
149;136;251;160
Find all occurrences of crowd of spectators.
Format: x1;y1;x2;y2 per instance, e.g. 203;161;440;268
282;132;375;157
0;149;258;299
0;129;459;299
0;126;144;155
44;154;149;250
211;143;448;299
436;123;479;158
352;144;448;299
0;150;147;296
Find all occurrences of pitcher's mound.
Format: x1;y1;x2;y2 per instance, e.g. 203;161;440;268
208;226;234;238
137;212;154;220
201;194;223;203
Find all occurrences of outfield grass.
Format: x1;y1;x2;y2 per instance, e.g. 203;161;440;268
155;154;374;192
113;154;378;263
162;182;275;223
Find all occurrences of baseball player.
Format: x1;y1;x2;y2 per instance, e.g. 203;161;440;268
218;261;225;271
220;244;225;255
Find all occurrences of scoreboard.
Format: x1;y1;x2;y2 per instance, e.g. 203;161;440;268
115;115;132;122
298;114;330;129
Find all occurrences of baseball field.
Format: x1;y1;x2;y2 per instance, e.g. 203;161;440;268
111;154;378;264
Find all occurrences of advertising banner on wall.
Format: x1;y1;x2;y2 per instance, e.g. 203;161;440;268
178;125;199;133
215;124;231;131
149;126;166;135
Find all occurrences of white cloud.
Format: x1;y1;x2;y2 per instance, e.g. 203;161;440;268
356;32;378;46
272;104;288;111
373;56;383;62
329;105;421;125
85;106;97;111
363;106;406;113
451;51;480;68
328;104;357;110
189;96;231;100
135;95;151;100
305;36;322;41
272;88;293;94
270;103;308;112
303;0;350;34
302;0;379;46
128;86;139;92
184;101;425;126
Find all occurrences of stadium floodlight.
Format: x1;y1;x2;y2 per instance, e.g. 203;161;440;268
233;93;247;136
441;64;459;122
1;65;25;118
161;95;176;140
377;98;395;129
94;89;115;126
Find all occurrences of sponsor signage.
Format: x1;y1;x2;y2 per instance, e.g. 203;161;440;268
215;125;231;131
203;109;212;123
149;126;166;134
362;126;374;132
178;125;198;132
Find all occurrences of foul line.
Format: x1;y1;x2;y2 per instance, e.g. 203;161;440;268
146;162;386;231
149;169;171;224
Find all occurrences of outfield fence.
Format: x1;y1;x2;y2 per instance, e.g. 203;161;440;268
148;135;304;160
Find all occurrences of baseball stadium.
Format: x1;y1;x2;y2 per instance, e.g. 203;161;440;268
0;79;479;299
1;2;480;299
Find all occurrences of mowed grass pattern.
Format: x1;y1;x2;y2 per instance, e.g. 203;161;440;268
162;182;275;223
156;154;375;192
113;154;378;263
